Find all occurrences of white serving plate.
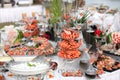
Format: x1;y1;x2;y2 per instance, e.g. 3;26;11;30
9;62;49;75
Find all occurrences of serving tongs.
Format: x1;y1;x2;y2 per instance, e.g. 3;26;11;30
31;55;41;61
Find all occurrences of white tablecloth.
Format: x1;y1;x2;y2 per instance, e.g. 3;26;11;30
1;29;120;80
0;5;45;23
3;55;120;80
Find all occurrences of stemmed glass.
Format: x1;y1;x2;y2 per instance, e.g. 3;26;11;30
80;43;92;71
97;13;107;31
85;50;99;79
39;24;46;36
84;43;92;53
0;30;8;56
15;0;18;7
55;22;63;42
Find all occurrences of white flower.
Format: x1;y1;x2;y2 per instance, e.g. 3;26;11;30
4;25;18;44
112;32;120;44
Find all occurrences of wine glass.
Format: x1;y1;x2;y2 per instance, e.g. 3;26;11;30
98;13;106;31
89;51;98;64
38;24;45;36
79;44;92;72
0;30;9;56
79;56;89;71
15;0;18;6
85;50;99;79
55;22;62;42
22;13;27;20
85;43;92;53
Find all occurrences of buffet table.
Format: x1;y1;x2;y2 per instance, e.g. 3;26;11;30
0;3;120;80
0;5;45;23
2;55;120;80
1;26;120;80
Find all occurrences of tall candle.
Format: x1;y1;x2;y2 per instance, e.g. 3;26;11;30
32;12;36;17
22;13;27;19
46;9;50;18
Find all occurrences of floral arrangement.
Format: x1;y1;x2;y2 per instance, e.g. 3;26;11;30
66;11;90;28
64;12;90;28
50;0;62;26
104;32;120;45
94;29;102;37
76;11;90;24
111;32;120;44
2;25;18;44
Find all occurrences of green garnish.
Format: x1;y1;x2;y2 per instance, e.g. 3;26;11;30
32;36;38;38
16;47;20;50
27;62;36;67
13;29;24;44
35;43;41;48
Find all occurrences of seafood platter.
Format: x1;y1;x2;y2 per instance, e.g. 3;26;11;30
57;28;82;59
4;37;54;56
93;54;120;74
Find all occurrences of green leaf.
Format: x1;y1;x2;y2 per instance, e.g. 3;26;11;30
106;33;112;43
77;11;90;24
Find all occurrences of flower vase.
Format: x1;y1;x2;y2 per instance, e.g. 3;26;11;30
54;22;62;42
49;27;55;41
49;23;59;41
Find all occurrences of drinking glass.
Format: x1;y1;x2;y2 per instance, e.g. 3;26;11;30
85;50;99;79
0;30;9;56
15;0;18;6
22;13;27;19
89;51;98;64
54;22;62;42
80;44;92;71
85;43;92;53
79;58;89;71
38;24;45;36
32;12;36;18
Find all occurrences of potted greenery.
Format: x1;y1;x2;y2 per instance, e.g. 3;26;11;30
50;0;62;26
49;0;62;41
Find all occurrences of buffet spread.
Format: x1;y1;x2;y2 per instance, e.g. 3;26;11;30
0;0;120;80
